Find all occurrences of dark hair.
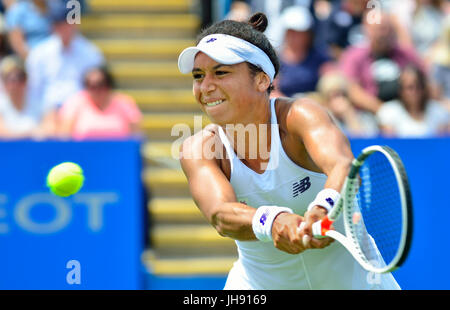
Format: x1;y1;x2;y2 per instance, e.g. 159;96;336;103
196;13;280;93
399;65;429;112
83;65;116;89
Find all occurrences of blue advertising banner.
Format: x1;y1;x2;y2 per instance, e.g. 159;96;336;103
0;140;145;290
145;138;450;290
351;138;450;290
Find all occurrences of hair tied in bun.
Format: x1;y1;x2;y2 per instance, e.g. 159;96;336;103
247;12;268;33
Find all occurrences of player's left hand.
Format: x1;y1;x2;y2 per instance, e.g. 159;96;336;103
299;206;335;249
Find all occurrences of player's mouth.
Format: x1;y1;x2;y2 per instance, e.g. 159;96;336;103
204;99;225;107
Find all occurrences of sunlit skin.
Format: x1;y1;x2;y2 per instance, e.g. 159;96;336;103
192;52;271;127
181;52;355;253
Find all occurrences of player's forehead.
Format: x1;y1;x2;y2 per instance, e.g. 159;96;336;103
192;52;240;71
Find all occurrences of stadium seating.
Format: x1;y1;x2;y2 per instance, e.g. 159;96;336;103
83;0;237;279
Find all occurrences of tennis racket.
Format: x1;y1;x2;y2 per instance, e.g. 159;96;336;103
299;145;413;274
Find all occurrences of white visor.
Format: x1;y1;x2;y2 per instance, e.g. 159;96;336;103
178;33;275;82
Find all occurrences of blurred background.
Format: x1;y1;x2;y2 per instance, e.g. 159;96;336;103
0;0;448;290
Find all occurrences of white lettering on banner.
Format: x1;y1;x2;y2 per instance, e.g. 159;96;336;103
66;260;81;285
0;192;119;234
73;193;119;232
14;194;71;234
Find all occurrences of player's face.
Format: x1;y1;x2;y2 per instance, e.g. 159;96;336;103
191;52;261;125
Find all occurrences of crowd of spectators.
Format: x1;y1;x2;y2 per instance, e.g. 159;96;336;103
225;0;450;138
0;0;448;141
0;0;142;141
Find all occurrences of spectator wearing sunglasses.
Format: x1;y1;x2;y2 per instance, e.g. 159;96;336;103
376;65;449;137
0;55;42;138
55;66;142;140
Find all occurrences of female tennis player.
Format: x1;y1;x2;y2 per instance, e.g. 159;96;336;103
178;13;400;290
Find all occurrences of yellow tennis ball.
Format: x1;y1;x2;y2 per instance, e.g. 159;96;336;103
47;162;84;197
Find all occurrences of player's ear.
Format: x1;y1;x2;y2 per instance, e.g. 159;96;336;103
254;72;271;93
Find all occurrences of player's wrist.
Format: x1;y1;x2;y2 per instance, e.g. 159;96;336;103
307;188;341;214
252;206;293;242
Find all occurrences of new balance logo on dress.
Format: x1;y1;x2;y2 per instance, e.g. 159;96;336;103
293;177;311;198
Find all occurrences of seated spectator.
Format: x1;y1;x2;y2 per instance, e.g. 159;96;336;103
428;16;450;104
4;0;55;59
317;70;379;138
0;13;12;92
26;3;104;134
376;65;449;137
56;66;142;140
386;0;447;57
226;0;316;48
272;5;330;98
316;0;369;61
0;55;41;138
1;0;15;12
339;12;424;114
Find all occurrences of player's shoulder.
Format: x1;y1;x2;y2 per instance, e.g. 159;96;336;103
281;96;330;126
179;124;223;164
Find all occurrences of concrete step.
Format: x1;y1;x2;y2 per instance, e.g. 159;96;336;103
149;197;203;222
140;112;208;140
144;167;189;197
80;13;200;37
151;224;236;253
143;251;236;275
122;89;198;112
109;61;192;88
93;39;194;61
142;141;180;168
89;0;193;13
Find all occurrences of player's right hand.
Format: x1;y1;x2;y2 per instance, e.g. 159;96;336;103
271;212;308;254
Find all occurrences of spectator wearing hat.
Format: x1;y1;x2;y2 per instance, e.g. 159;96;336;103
4;0;55;59
272;5;330;98
0;55;42;138
226;0;316;49
25;3;104;135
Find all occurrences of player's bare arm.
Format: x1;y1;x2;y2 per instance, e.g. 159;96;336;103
180;126;257;241
180;125;307;254
284;98;354;247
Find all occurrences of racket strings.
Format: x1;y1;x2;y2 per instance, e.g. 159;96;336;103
351;152;403;268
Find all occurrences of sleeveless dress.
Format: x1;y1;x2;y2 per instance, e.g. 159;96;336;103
218;98;400;290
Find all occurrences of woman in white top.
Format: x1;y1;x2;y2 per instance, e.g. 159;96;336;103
377;65;449;137
178;13;399;289
0;55;41;139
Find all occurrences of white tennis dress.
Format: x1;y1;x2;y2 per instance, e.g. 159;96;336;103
218;98;400;290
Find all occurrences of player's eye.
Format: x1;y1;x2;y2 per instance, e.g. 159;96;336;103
192;73;203;80
215;70;228;76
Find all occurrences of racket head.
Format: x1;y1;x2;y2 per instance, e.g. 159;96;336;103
343;145;413;274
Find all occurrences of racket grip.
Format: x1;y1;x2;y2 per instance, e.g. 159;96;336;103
298;216;333;238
